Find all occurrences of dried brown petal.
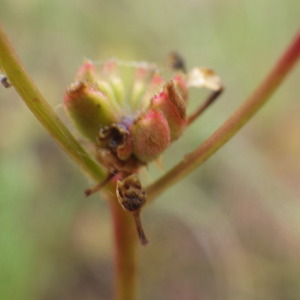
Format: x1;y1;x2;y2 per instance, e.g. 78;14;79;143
116;174;146;211
98;123;133;161
116;174;148;245
167;51;186;73
187;67;222;91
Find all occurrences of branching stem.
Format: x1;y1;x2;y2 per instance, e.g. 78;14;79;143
146;31;300;202
0;23;299;300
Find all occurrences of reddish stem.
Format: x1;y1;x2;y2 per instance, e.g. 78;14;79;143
147;31;300;201
109;192;138;300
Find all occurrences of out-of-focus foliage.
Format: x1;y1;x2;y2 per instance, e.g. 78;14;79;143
0;0;299;299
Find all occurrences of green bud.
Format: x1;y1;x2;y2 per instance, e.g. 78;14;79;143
64;81;119;141
96;80;122;115
101;60;126;105
130;67;149;109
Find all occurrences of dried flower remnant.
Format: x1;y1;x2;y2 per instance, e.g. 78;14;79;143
116;174;148;245
167;51;187;72
64;57;223;244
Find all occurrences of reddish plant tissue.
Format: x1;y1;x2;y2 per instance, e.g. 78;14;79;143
64;57;222;244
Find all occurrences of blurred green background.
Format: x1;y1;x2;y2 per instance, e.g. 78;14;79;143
0;0;299;299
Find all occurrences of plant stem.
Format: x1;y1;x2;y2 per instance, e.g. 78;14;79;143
1;22;299;300
0;24;138;300
147;31;300;202
108;189;138;300
0;24;105;182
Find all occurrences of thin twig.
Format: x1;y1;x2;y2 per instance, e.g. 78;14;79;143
85;172;116;196
187;87;223;126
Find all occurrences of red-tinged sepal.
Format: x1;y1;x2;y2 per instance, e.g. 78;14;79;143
131;109;171;163
150;81;186;141
75;60;99;84
173;73;189;101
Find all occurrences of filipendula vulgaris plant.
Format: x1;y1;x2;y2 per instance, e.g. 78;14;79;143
64;53;223;245
1;26;299;248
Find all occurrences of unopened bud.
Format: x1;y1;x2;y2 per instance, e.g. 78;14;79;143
101;60;126;105
130;67;150;109
64;81;119;141
131;109;171;163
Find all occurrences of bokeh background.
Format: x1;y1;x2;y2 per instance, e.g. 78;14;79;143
0;0;299;299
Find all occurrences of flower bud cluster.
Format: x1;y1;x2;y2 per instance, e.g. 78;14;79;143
64;59;189;173
64;58;221;244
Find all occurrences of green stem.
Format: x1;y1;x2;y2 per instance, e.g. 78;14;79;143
0;24;138;300
107;189;138;300
147;31;300;202
0;24;105;182
1;22;299;300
